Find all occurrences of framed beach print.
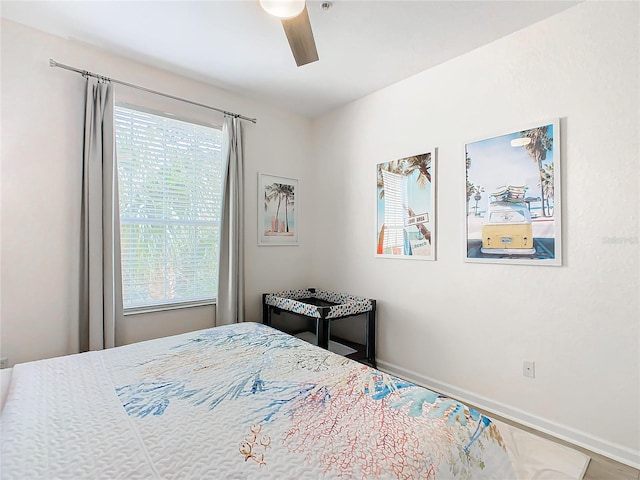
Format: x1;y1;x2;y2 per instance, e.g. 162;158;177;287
258;173;299;246
376;150;436;260
465;119;561;266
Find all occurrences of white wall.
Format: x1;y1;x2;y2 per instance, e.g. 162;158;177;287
0;19;314;364
310;1;639;467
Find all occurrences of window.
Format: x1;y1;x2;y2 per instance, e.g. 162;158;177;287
114;105;224;311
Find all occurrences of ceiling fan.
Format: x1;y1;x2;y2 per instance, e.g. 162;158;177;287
259;0;319;67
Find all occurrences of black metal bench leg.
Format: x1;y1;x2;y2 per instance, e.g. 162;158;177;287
317;317;329;350
262;294;272;326
367;301;376;368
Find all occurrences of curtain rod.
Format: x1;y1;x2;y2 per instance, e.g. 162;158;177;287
49;59;257;124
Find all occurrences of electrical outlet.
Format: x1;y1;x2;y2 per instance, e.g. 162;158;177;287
523;360;535;378
0;357;8;369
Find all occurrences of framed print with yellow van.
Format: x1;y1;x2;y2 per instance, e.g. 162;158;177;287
376;150;436;260
465;120;561;266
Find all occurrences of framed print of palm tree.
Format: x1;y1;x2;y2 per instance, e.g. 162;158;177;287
376;151;436;260
258;173;299;246
465;119;562;266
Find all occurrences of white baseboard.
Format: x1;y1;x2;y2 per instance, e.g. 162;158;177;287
376;359;640;470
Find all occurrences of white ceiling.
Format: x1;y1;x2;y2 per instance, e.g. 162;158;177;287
1;0;579;118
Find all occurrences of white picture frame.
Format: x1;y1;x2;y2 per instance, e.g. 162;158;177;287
258;173;299;246
464;119;562;266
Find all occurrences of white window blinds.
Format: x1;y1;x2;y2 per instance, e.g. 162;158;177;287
114;105;224;311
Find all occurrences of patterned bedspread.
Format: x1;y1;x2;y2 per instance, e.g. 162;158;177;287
0;322;582;479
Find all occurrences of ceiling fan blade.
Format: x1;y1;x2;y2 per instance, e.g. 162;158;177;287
281;5;318;67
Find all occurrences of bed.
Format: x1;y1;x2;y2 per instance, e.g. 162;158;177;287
1;322;588;479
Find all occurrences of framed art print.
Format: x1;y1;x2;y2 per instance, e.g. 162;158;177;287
376;151;436;260
258;173;298;246
465;119;561;266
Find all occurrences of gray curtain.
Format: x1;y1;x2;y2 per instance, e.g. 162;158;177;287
216;116;245;326
79;78;123;351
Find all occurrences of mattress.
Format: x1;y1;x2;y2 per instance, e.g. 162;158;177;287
1;322;587;479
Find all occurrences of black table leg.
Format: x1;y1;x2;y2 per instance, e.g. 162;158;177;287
366;301;376;368
262;294;272;326
317;316;329;350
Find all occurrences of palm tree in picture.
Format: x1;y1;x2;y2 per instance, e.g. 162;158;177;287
264;183;288;232
400;154;432;243
466;152;475;214
399;154;431;185
377;154;431;199
281;184;295;233
539;163;554;216
520;126;553;217
471;185;485;216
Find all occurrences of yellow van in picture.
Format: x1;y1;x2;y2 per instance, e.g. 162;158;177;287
481;203;536;255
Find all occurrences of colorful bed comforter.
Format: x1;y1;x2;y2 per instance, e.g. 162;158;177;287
1;322;585;479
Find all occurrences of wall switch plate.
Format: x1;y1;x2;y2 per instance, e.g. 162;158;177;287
0;357;8;369
523;360;535;378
